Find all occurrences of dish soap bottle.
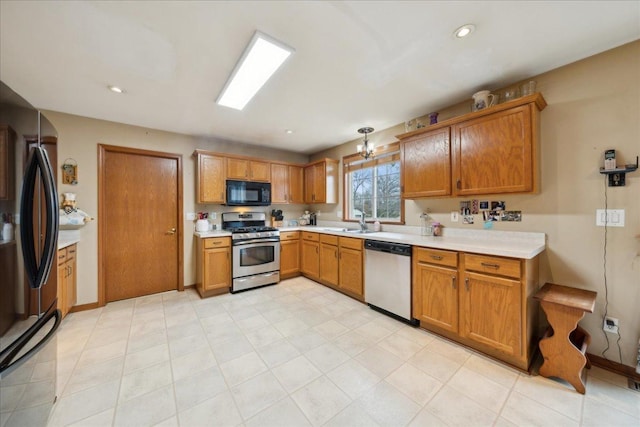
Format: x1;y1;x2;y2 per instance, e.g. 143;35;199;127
373;218;381;232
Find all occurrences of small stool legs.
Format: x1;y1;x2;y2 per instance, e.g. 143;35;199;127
538;301;591;394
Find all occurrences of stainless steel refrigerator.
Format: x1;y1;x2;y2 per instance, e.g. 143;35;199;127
0;82;61;426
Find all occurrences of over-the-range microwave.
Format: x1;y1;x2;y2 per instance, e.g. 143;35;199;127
225;180;271;206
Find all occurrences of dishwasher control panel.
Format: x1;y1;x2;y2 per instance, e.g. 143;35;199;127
364;240;411;256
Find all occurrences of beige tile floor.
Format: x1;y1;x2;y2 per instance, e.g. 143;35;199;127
47;277;639;426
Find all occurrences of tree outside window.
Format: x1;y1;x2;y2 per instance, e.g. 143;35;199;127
344;150;401;223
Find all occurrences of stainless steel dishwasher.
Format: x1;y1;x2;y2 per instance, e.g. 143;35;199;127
364;240;418;325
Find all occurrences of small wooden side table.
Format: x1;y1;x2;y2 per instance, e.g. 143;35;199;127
534;283;597;394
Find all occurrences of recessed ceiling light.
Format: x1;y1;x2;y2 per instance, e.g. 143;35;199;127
285;129;293;134
454;24;475;38
108;85;124;93
217;31;295;111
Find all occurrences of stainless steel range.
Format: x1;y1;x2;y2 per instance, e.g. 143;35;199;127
222;212;280;293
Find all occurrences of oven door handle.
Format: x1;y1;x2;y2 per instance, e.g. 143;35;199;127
235;271;279;282
233;238;280;246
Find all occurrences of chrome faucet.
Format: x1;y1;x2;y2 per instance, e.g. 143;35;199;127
359;211;367;231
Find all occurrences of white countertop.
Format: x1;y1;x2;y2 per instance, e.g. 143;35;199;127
58;230;81;250
196;226;546;259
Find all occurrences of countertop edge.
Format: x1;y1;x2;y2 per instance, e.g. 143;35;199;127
58;238;80;250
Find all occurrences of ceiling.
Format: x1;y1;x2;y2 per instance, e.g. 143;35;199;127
1;1;638;154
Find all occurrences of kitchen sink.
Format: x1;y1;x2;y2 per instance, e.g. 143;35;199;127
344;229;377;234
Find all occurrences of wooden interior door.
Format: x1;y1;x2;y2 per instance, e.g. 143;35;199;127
99;145;183;303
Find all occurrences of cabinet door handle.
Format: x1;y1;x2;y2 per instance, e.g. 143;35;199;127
456;179;461;190
315;247;318;254
465;277;469;291
452;276;456;289
335;250;338;258
430;255;443;260
481;262;500;269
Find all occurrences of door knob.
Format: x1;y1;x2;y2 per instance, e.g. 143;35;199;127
166;228;177;235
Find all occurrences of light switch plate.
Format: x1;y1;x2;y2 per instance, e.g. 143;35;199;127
451;211;459;222
596;209;625;227
186;212;196;221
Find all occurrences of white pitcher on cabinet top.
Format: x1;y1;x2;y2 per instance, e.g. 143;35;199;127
472;90;497;111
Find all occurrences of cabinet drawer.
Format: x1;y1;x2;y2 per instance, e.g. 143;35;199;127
280;231;300;241
204;237;230;249
302;232;319;242
320;234;338;245
66;244;77;261
464;254;521;279
414;247;457;268
57;249;67;265
339;236;362;251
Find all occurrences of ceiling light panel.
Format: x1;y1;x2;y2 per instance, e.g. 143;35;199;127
217;31;294;111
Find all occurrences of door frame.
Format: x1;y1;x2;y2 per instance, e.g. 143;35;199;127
98;144;184;307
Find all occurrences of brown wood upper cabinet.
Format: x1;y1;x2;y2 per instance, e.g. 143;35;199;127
402;127;451;198
227;158;270;182
399;93;546;198
194;151;226;204
452;104;534;196
0;125;16;201
271;163;304;204
304;158;338;204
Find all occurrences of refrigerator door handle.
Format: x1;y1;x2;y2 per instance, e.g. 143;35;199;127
0;303;61;376
36;147;59;289
19;146;59;291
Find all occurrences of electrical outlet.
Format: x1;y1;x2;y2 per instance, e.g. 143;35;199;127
603;316;619;334
209;212;217;220
451;211;459;222
185;212;196;221
596;209;625;227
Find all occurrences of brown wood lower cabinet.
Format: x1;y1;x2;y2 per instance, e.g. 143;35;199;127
300;232;320;280
57;244;77;319
280;231;300;279
412;248;540;371
319;235;339;286
197;237;231;297
305;234;364;301
337;237;363;299
412;248;459;334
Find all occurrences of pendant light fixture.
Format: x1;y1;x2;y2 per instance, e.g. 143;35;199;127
356;127;375;159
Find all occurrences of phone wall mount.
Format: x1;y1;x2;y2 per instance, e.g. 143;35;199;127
599;155;638;187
